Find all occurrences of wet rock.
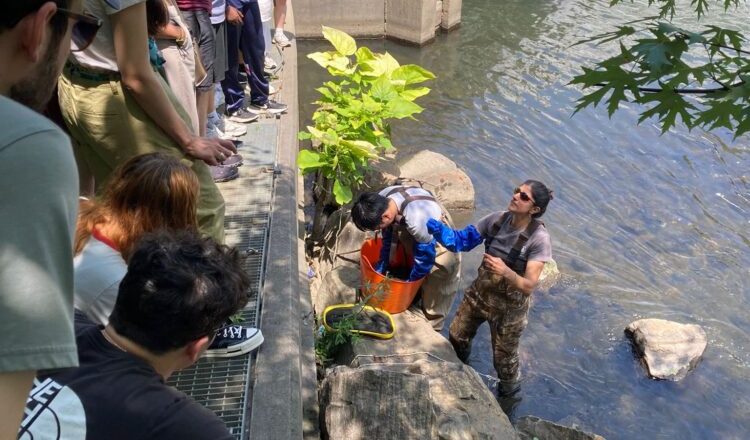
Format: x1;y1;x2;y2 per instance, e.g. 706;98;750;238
536;258;561;291
397;150;475;217
362;156;400;192
625;318;707;381
515;416;605;440
320;360;519;440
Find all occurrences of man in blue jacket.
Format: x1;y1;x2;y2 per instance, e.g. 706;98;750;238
352;185;461;330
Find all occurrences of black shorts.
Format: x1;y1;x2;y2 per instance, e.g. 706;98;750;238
213;21;228;83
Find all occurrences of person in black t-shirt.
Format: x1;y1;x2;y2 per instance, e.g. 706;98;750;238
18;230;250;440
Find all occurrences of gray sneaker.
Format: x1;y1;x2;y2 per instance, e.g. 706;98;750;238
210;165;239;182
226;108;259;124
247;100;287;115
218;153;243;169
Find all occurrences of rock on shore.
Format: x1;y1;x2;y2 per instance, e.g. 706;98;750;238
515;416;606;440
625;318;707;381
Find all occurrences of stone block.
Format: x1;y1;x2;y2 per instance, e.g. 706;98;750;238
441;0;462;30
385;0;438;45
625;318;707;381
294;0;385;38
516;416;606;440
398;150;475;217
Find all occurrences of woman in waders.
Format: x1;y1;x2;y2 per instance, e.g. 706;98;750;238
426;180;553;395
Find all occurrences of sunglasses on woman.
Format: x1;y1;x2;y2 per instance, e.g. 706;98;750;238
513;187;535;204
57;8;102;52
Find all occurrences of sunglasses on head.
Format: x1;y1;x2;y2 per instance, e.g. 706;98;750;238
56;8;102;52
513;187;534;204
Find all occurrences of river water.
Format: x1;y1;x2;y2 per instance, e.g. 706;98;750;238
297;1;750;437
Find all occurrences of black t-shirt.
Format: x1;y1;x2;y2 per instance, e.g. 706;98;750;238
18;317;233;440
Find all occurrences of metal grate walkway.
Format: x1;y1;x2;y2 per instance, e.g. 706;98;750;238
167;117;279;438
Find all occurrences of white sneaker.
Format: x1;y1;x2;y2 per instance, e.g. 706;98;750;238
273;31;292;47
268;83;278;96
224;120;247;136
264;56;278;72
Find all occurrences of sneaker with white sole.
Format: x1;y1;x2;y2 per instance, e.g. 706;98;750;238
218;153;243;168
224;120;247;136
226;108;259;124
273;31;292;47
209;165;239;183
204;325;263;358
247;100;287;115
264;56;278;72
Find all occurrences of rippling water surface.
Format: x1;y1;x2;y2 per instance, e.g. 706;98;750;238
298;1;750;437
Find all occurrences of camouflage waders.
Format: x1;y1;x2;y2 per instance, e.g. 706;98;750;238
448;266;530;388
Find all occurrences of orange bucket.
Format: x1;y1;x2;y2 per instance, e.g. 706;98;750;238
360;237;425;314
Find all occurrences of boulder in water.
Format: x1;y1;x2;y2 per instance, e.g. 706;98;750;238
515;416;606;440
625;318;707;381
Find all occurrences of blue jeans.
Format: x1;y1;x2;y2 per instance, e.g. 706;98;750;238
221;1;268;112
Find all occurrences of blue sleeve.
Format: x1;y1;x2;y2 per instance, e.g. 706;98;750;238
408;239;436;281
426;218;484;253
227;0;243;9
375;228;392;274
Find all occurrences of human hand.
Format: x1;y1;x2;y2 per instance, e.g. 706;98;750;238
482;253;511;276
226;6;243;25
184;136;237;166
426;218;443;235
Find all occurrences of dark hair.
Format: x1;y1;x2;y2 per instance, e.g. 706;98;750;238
109;230;250;354
146;0;168;37
1;1;70;39
351;192;390;231
523;179;554;218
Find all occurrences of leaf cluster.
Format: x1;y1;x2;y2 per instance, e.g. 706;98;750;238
298;27;436;204
571;1;750;137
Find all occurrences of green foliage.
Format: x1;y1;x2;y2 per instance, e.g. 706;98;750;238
298;27;436;205
314;280;390;366
571;0;750;137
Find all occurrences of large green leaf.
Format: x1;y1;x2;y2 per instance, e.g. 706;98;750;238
400;87;431;101
297;149;326;171
322;26;357;56
333;179;353;204
391;65;436;85
370;76;398;101
385;97;424;119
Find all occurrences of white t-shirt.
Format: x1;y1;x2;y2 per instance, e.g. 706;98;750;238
258;0;273;22
74;236;127;326
379;186;444;244
72;0;146;72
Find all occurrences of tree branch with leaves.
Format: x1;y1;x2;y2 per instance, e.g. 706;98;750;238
570;0;750;137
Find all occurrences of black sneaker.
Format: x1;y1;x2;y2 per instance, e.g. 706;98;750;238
204;325;264;358
226;108;259;124
247;100;287;115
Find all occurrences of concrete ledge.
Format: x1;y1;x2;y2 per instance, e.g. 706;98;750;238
294;0;385;38
386;0;437;46
248;3;319;439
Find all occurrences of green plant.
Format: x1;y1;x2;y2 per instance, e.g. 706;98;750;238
314;279;390;366
570;0;750;137
298;26;436;208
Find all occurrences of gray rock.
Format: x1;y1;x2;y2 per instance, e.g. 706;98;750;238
320;361;519;440
515;416;605;440
313;266;360;313
625;318;707;381
397;150;475;216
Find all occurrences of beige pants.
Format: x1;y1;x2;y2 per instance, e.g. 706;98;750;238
58;67;225;242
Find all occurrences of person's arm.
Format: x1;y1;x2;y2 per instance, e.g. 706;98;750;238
481;255;544;296
374;227;393;274
154;22;185;42
111;3;235;165
426;218;484;252
226;3;244;25
408;240;436;281
0;371;35;438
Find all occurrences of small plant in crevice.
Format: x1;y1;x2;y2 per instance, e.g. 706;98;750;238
314;279;390;367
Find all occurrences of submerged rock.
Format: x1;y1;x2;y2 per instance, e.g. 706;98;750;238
515;416;605;440
320;360;519;440
625;318;707;381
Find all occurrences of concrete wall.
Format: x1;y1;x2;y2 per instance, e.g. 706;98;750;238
294;0;461;45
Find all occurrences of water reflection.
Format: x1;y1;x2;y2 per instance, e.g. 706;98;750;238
298;0;750;437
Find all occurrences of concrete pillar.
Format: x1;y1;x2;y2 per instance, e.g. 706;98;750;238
294;0;385;38
441;0;462;30
385;0;438;45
